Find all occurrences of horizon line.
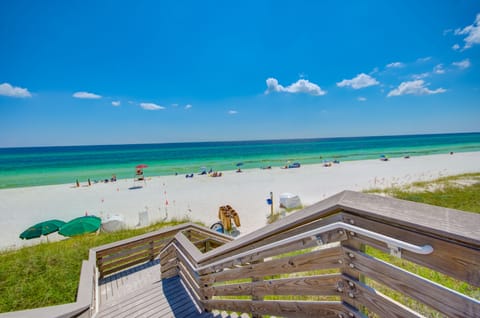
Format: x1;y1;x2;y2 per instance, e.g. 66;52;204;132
1;130;479;150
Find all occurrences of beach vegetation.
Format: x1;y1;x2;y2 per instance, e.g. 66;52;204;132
0;219;194;313
366;172;480;213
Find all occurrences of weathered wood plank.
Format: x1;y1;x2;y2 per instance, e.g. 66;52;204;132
344;247;480;318
200;246;343;284
206;274;342;298
337;191;480;246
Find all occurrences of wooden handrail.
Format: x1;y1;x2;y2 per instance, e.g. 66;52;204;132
159;191;480;318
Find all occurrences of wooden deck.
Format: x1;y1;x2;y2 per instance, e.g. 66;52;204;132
97;260;246;318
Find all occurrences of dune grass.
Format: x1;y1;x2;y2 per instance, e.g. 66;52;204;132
0;219;192;313
366;172;480;213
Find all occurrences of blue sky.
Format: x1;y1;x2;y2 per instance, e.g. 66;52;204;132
1;1;479;147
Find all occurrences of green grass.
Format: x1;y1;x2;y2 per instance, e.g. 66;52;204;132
366;172;480;213
0;219;192;313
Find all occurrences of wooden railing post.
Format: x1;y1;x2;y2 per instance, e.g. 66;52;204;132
339;228;364;315
149;240;155;261
251;260;264;318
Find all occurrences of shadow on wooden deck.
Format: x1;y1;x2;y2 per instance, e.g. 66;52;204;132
98;260;245;317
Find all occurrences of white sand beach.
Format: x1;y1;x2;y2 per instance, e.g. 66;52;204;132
1;151;479;251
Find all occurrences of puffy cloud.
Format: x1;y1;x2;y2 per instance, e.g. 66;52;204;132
452;58;471;69
265;78;326;96
228;110;238;115
357;97;367;102
140;102;165;110
73;91;101;99
452;43;460;51
433;64;445;74
184;104;192;110
387;80;446;97
111;101;121;106
386;62;404;68
0;82;32;98
454;13;480;49
337;73;379;89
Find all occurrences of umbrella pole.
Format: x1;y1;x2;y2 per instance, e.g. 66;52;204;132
270;192;274;218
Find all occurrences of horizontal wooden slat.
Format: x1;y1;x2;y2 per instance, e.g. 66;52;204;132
203;299;347;318
200;246;342;284
100;249;155;273
206;274;342;298
344;247;480;318
101;255;153;277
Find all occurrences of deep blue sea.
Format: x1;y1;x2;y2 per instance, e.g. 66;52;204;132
1;132;480;189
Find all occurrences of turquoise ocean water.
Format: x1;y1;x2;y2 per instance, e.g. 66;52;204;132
1;132;480;189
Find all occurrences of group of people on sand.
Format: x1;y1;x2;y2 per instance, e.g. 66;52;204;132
75;174;117;187
183;168;223;178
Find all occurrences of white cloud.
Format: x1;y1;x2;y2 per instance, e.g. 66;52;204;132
228;110;238;115
433;64;445;74
387;80;446;97
454;13;480;49
0;82;32;98
416;57;431;63
140;102;165;110
357;97;367;102
73;91;101;99
265;78;326;96
111;101;121;106
386;62;404;68
412;73;429;80
452;43;460;51
452;58;471;69
185;104;192;110
337;73;379;89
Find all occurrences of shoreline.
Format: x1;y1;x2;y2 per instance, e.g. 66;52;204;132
1;151;479;251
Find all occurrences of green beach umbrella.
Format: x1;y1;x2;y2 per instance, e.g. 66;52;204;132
19;219;66;240
59;216;101;237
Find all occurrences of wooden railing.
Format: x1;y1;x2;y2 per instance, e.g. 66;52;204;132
0;223;231;318
2;191;479;317
93;222;231;278
160;191;480;318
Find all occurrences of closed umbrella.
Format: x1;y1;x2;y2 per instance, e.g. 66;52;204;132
19;219;66;240
59;216;101;237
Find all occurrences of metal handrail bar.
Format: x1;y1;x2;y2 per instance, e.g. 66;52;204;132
196;221;433;271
